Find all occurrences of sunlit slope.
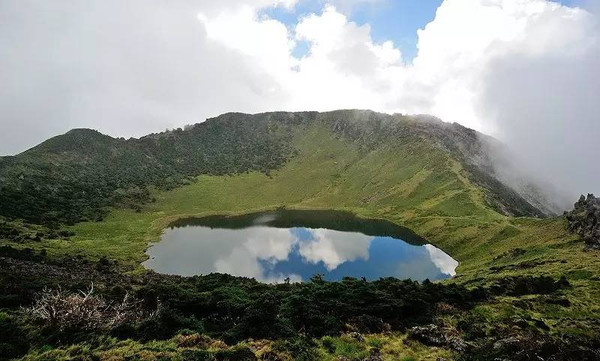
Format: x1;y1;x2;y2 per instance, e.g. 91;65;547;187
160;123;499;219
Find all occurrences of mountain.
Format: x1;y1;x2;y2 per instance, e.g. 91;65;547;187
0;110;554;226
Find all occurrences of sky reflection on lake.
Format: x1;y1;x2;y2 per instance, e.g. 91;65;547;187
144;215;458;283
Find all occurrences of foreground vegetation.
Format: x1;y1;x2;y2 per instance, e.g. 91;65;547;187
0;245;585;361
1;111;599;360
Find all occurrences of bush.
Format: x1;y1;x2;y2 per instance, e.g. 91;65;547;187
0;312;29;361
273;336;319;361
24;284;155;332
321;336;336;354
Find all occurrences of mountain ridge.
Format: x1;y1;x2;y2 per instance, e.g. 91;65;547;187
0;110;554;226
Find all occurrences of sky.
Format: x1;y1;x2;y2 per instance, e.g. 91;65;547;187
0;0;598;201
262;0;444;60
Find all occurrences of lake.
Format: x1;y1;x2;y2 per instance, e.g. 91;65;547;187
143;210;458;282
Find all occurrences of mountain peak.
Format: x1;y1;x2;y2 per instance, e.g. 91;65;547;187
24;128;117;156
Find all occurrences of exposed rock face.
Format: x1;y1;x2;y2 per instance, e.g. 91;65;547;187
565;194;600;250
407;324;469;352
408;324;447;347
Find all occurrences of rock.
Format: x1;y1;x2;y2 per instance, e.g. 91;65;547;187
259;351;283;361
512;299;532;310
493;248;527;261
490;275;570;296
408;324;447;347
492;336;522;351
407;324;468;351
533;319;550;331
347;332;365;342
513;318;530;329
543;295;571;307
447;337;469;353
565;194;600;250
362;348;383;361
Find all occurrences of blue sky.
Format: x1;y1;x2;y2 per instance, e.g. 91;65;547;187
264;0;584;61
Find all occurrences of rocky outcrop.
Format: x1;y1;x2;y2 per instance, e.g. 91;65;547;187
565;194;600;250
407;324;469;352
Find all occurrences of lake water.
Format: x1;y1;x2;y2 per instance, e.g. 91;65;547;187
143;210;458;282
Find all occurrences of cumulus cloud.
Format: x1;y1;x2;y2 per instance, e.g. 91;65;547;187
244;226;297;264
209;226;299;280
0;0;598;202
424;244;458;276
297;229;372;270
144;225;300;281
413;0;600;203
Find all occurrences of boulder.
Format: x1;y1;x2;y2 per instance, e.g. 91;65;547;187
407;324;469;352
565;194;600;250
408;324;447;346
347;332;365;342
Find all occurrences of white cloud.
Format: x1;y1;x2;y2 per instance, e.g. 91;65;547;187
198;4;296;79
0;0;294;154
424;244;459;276
297;229;372;270
244;226;297;263
144;225;300;281
295;6;402;80
410;0;600;202
213;226;298;278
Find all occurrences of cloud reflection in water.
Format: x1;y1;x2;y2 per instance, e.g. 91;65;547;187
144;225;457;282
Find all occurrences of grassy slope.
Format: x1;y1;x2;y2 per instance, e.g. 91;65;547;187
17;123;600;340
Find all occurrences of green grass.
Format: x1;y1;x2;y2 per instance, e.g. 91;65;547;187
15;331;453;361
315;333;452;361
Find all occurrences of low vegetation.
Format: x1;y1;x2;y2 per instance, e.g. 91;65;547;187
2;245;592;361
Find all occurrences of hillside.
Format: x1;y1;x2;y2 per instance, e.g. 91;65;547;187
0;110;549;227
0;114;296;224
1;110;599;361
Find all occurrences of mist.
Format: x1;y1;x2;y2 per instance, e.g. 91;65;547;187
476;2;600;207
482;47;600;209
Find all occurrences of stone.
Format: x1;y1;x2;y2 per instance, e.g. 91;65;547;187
565;194;600;250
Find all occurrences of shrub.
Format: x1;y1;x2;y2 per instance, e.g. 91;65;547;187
23;283;156;332
273;336;319;361
0;312;29;361
321;336;336;354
